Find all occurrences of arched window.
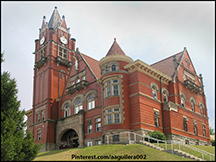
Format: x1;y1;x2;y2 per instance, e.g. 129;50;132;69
87;94;95;110
190;98;195;112
163;91;168;102
152;86;158;100
111;65;116;71
74;98;83;114
199;103;204;115
180;93;186;107
64;103;70;117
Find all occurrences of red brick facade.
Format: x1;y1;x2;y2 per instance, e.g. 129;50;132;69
25;7;211;152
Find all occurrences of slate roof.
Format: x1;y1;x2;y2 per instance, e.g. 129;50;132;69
81;53;101;79
150;51;184;78
106;38;126;56
48;6;62;30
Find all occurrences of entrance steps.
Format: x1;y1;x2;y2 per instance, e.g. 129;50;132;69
130;140;204;161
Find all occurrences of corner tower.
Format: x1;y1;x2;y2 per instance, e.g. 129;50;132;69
99;38;133;141
31;6;76;152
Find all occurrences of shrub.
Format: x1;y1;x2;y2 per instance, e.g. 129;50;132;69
211;140;215;146
147;130;166;142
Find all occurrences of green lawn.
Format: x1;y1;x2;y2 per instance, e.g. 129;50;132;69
34;144;195;161
152;143;215;161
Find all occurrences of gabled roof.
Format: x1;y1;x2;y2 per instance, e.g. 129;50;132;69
80;53;101;79
150;51;184;78
48;6;62;30
106;38;126;56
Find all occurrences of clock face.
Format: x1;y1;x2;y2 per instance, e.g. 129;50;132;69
40;36;45;45
60;36;68;45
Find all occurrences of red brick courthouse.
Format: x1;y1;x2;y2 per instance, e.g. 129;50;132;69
25;7;211;152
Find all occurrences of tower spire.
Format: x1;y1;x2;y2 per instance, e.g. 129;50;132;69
48;6;62;30
106;38;126;56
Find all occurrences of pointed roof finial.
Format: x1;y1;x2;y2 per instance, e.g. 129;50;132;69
43;15;46;19
106;38;126;56
62;15;65;19
55;6;57;9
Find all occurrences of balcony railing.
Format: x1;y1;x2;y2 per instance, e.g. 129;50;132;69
66;80;88;94
183;79;200;93
34;56;47;68
56;56;72;67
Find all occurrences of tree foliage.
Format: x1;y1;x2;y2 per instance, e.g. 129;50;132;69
210;127;215;135
1;53;40;161
147;130;167;141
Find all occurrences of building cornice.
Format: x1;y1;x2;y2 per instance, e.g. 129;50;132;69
99;55;133;68
124;59;172;85
25;109;33;116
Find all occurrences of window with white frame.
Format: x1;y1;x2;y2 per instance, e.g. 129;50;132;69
87;141;92;146
163;90;168;102
88;125;92;134
199;103;204;115
59;46;67;59
96;140;101;145
104;107;121;125
42;110;45;121
194;121;198;135
104;79;119;98
180;93;186;107
154;110;159;127
95;118;101;132
87;94;95;110
76;78;80;83
152;85;158;100
64;103;70;117
183;117;188;131
37;111;40;122
37;129;41;141
202;125;206;137
74;98;83;114
105;67;109;73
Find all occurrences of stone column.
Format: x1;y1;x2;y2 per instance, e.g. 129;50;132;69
78;110;85;147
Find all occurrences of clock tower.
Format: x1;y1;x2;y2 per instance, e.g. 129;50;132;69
32;6;76;151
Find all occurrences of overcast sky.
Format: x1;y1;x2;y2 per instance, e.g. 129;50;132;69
1;1;215;130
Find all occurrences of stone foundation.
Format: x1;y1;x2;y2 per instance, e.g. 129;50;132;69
166;133;211;146
39;143;56;152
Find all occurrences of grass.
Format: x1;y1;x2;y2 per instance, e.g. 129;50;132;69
34;144;195;161
152;142;215;161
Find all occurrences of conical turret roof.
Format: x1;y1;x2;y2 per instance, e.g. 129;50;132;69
106;38;126;56
48;6;62;30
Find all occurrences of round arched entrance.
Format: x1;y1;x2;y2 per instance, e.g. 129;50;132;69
59;129;79;149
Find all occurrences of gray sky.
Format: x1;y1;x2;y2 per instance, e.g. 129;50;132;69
1;1;215;130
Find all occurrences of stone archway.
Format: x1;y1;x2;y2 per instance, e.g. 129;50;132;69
56;110;85;149
59;129;79;149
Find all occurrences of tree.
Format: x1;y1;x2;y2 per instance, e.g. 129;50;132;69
1;53;40;161
209;127;215;135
